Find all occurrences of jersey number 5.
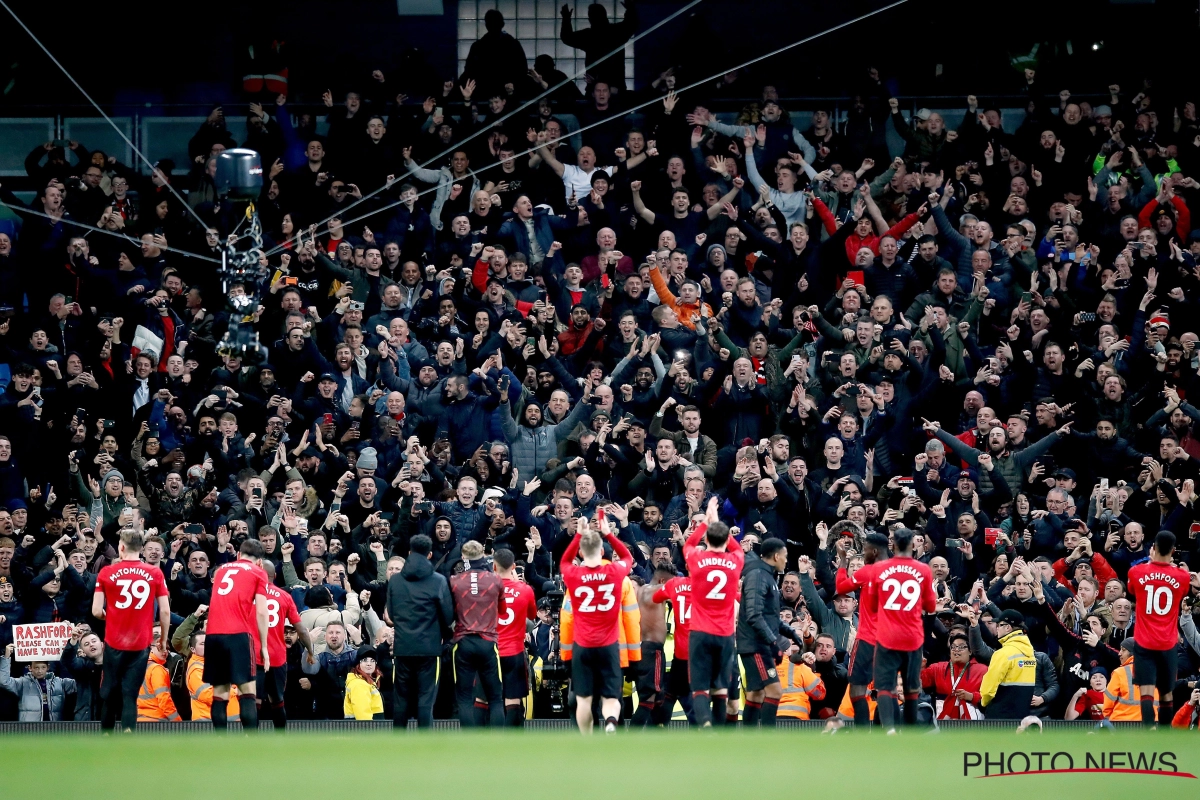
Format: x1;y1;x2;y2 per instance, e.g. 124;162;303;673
216;571;237;596
575;584;615;612
881;577;920;612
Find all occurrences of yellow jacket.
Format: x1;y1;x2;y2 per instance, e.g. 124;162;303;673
344;672;384;720
1104;657;1158;722
186;654;239;721
137;652;180;722
778;659;826;720
560;574;642;666
979;630;1036;718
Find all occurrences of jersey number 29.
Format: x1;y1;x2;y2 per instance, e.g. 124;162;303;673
881;577;921;612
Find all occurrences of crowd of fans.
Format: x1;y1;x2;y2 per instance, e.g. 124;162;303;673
2;5;1200;727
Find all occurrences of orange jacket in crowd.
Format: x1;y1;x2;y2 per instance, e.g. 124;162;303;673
137;650;180;722
187;654;240;721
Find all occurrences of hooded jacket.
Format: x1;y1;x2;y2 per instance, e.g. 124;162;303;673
979;629;1037;719
499;391;589;486
737;553;796;655
0;657;76;721
385;553;453;657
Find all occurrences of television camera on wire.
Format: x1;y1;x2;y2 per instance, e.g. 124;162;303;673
214;148;269;366
539;574;569;715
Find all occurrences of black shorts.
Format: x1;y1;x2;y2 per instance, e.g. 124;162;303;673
636;641;667;699
666;657;689;699
256;664;288;704
572;644;621;700
203;633;256;687
500;654;530;701
848;640;876;685
1132;643;1178;693
688;631;734;693
873;644;922;694
100;645;149;701
741;649;780;692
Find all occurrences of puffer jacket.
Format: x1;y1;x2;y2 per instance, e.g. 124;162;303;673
737;553;793;655
499;392;589;487
0;657;76;721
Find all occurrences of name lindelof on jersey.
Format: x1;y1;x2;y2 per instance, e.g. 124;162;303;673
878;564;926;581
695;556;737;570
1136;572;1182;589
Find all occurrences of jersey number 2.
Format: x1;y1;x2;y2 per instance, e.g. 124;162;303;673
705;571;728;600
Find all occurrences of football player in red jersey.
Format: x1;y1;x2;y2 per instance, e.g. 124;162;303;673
204;538;271;729
632;561;675;726
1128;531;1200;726
91;529;170;732
652;572;692;725
450;539;507;727
258;561;315;728
493;547;536;726
831;526;887;725
871;528;936;733
683;497;743;728
560;515;633;734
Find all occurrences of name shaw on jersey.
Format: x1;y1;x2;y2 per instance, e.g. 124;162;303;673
581;570;619;583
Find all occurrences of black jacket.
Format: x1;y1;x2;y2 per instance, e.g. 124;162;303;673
386;554;453;657
736;553;798;654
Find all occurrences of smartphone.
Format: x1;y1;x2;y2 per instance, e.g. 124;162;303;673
284;276;299;286
52;139;69;148
184;523;203;536
1129;242;1143;251
350;421;360;431
251;486;263;500
214;388;227;403
64;296;73;306
897;477;914;487
1077;312;1096;324
945;538;964;549
1099;477;1109;494
1113;278;1131;289
75;407;87;423
846;270;865;287
497;375;510;392
296;518;308;532
434;106;443;118
984;528;1001;546
416;501;434;513
323;413;334;426
1019;292;1032;304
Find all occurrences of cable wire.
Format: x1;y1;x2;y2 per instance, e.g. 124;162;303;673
0;0;213;233
264;0;706;252
0;201;221;263
270;0;911;256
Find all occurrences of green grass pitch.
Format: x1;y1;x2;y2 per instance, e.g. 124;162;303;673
1;729;1197;799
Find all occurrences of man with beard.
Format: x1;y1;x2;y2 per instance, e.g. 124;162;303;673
932;419;1068;508
650;399;717;479
499;377;589;488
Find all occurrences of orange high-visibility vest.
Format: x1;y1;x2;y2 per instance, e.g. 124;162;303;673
137;653;181;722
186;654;240;721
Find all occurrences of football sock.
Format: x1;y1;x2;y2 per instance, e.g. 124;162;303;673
1141;696;1157;726
850;693;870;726
711;696;727;726
743;700;762;726
692;691;712;726
877;690;898;730
239;694;259;730
761;697;779;727
1158;701;1173;726
504;706;524;727
903;692;920;726
272;701;287;729
212;698;228;729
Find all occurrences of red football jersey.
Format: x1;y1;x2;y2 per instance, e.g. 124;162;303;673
561;533;633;648
206;560;269;636
498;578;537;657
95;561;168;651
256;583;301;667
872;557;936;651
1129;561;1192;650
837;561;887;645
652;576;692;660
683;523;744;637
